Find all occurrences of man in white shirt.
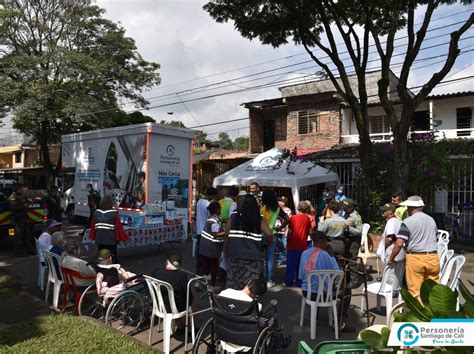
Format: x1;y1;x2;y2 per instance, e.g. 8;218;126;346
377;203;405;291
195;187;218;273
62;243;96;288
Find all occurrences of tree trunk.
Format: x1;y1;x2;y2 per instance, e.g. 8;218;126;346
393;129;410;194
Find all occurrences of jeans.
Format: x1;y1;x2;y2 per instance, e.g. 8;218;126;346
266;235;278;282
277;233;287;265
285;250;304;286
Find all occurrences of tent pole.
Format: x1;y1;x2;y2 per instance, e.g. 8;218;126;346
292;186;300;211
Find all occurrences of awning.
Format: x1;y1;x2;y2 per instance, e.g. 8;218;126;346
0;144;22;154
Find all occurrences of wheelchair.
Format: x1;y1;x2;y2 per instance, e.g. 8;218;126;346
192;293;285;354
78;264;152;334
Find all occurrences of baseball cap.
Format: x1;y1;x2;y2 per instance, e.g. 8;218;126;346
379;203;396;212
98;249;112;261
238;190;248;197
168;252;182;267
400;195;425;207
278;196;289;205
341;198;355;209
322;191;335;200
337;186;344;193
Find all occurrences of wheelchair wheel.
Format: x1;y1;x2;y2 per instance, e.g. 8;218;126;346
192;318;215;354
105;289;144;334
253;327;280;354
78;283;104;319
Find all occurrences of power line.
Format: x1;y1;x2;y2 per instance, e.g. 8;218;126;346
143;21;471;103
145;8;474;92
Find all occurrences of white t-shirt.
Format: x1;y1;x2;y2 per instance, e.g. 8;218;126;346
62;255;96;287
196;198;210;235
37;232;52;263
377;217;403;263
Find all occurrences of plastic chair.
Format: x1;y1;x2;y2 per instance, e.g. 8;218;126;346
357;223;380;275
44;251;64;309
437;238;448;256
298;340;370;354
299;270;343;340
361;265;404;325
440;255;465;291
440;249;454;275
35;240;47;291
144;275;195;354
60;267;96;315
437;230;449;243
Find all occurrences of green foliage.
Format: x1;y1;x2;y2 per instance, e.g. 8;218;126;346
234;136;249;151
112;112;155;127
361;280;474;353
0;0;160;173
0;315;152;352
218;132;233;150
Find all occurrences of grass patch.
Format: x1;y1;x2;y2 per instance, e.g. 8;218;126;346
0;315;154;353
0;274;19;299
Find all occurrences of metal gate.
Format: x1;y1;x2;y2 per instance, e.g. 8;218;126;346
448;158;473;236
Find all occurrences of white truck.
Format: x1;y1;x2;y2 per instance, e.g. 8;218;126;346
61;123;195;224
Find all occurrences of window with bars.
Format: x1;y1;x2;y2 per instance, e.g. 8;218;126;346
369;115;390;138
297;110;319;135
457;107;472;137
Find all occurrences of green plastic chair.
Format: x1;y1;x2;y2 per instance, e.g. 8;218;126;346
298;340;371;354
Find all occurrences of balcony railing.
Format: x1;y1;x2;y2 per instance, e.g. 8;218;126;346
341;128;474;144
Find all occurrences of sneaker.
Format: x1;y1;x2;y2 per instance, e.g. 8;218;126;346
267;281;275;288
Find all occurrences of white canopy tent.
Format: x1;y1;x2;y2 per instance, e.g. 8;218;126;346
213;148;339;206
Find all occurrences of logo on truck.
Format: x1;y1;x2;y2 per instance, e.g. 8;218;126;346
166;145;175;156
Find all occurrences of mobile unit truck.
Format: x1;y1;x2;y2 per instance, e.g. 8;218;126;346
61;123;194;232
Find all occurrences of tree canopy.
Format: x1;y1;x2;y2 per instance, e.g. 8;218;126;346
0;0;160;174
204;0;473;192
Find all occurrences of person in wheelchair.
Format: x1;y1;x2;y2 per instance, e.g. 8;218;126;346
212;278;289;352
89;249;139;303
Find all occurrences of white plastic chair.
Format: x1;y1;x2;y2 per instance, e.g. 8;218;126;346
144;275;195;354
440;255;465;291
357;223;380;275
299;270;343;340
437;230;449;243
361;265;404;325
43;251;64;309
440;249;454;274
437;239;448;257
35;240;47;291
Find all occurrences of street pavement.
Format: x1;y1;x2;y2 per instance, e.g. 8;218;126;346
1;220;473;353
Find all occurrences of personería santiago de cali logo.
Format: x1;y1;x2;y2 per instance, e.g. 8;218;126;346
166;144;175;156
397;323;420;346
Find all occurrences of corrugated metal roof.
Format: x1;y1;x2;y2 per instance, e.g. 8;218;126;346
427;91;474;100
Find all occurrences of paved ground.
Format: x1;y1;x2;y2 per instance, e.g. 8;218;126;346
1;220;474;353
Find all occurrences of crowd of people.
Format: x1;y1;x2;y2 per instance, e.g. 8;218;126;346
193;183;444;333
24;177;444;346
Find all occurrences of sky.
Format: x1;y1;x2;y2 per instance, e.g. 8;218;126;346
1;0;472;143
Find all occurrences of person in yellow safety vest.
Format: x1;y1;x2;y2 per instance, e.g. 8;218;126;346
219;186;239;229
260;190;290;288
392;191;408;221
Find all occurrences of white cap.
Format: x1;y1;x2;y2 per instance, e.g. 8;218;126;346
400;195;425;207
238;190;248;197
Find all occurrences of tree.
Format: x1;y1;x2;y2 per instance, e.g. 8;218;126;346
234;136;249;151
218;132;233;150
0;0;160;176
204;0;473;192
112;111;155;127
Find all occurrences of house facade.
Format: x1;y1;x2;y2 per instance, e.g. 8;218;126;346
243;72;473;233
